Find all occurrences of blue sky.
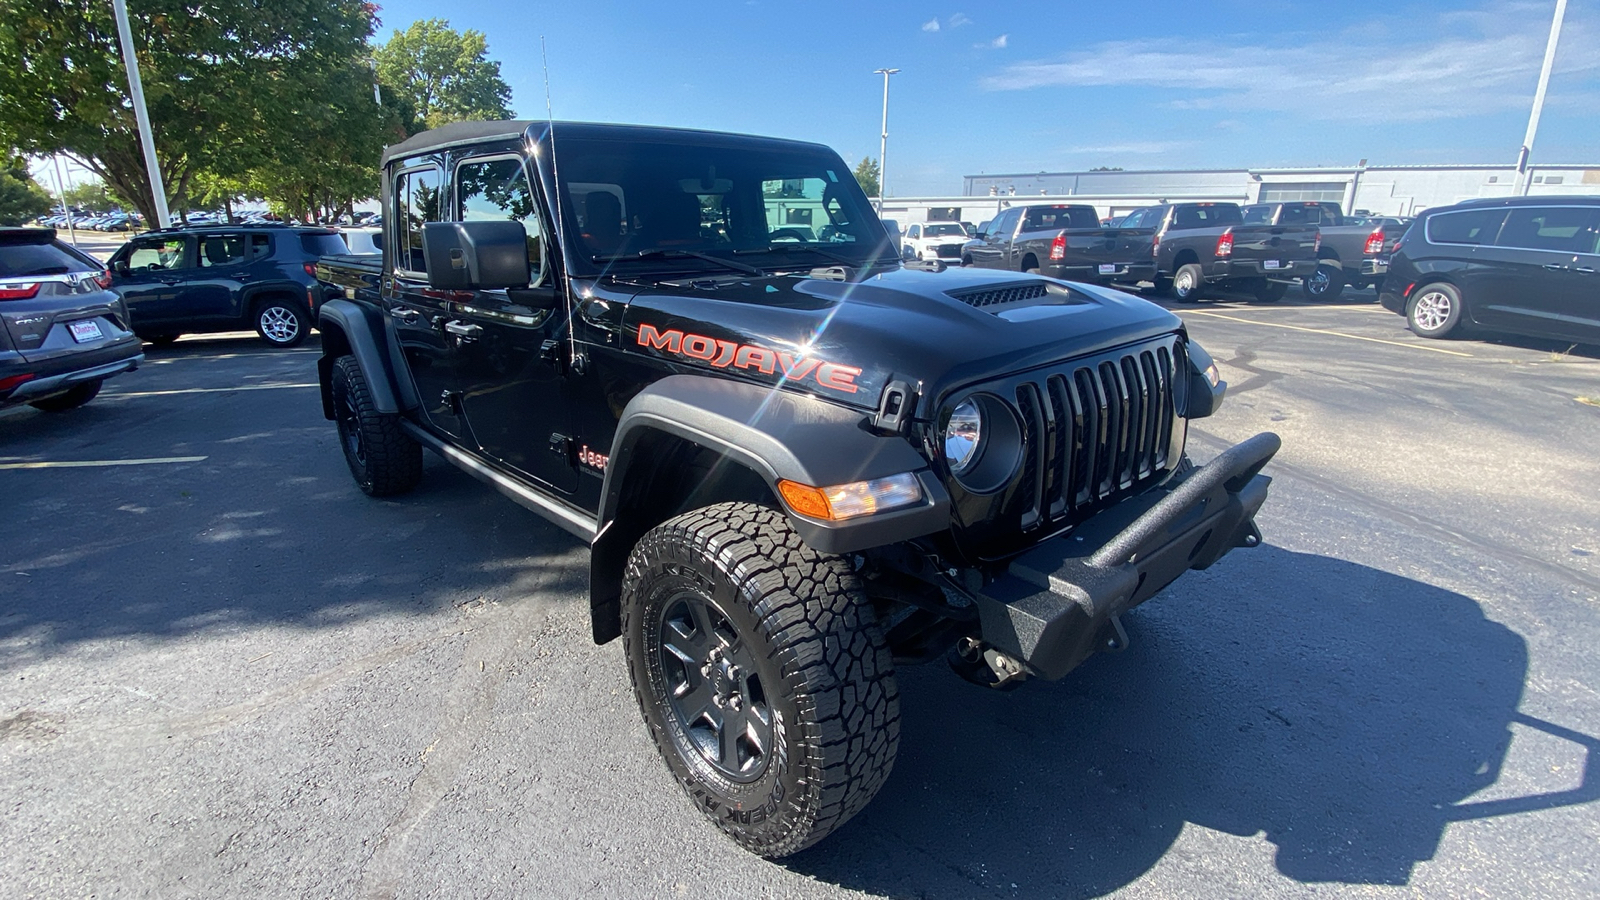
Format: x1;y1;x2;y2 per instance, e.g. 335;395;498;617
367;0;1600;196
38;0;1600;197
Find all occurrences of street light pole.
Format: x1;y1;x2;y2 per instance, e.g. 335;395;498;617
112;0;170;228
1514;0;1567;196
873;68;899;211
47;157;78;246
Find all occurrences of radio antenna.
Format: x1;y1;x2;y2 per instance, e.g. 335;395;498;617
541;36;579;367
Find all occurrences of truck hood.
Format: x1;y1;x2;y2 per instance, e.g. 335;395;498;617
613;265;1183;414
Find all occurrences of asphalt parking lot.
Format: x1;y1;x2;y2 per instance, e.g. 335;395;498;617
3;290;1598;898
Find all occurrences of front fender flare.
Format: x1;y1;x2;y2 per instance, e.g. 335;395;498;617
316;299;410;417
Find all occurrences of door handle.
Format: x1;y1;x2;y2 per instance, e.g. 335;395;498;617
1575;267;1596;275
444;320;483;341
389;307;419;324
1543;264;1568;272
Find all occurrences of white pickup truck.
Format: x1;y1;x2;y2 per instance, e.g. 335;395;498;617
900;221;970;263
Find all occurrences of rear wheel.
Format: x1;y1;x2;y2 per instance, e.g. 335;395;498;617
254;298;309;347
1302;264;1344;300
28;379;102;412
143;333;181;347
1407;283;1463;338
1171;263;1205;301
623;502;899;857
331;355;422;495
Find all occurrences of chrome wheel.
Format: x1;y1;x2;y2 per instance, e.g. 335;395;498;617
1412;291;1453;331
258;306;301;344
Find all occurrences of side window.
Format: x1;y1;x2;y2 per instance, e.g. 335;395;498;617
456;156;545;283
1495;207;1597;253
1120;209;1147;229
198;234;248;268
1427;209;1508;246
1240;206;1272;225
125;238;188;271
250;234;271;260
396;167;443;274
907;224;920;239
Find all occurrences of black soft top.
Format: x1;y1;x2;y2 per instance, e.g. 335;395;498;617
381;120;536;166
380;120;833;167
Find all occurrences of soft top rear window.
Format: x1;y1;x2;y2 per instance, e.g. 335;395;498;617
0;239;101;277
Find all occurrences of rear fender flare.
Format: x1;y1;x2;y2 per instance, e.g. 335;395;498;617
316;299;411;418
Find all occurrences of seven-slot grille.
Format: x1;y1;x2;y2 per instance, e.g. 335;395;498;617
1011;338;1180;530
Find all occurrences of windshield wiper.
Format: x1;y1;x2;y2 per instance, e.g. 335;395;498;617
591;248;763;277
732;244;898;269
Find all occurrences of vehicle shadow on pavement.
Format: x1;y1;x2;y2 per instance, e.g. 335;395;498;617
786;547;1597;898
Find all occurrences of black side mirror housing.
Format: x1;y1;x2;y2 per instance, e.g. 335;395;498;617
506;285;560;311
421;220;531;290
112;260;129;275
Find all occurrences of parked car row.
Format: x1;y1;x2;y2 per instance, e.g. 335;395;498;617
36;211;146;232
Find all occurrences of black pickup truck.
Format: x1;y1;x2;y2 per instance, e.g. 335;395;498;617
1241;202;1402;300
314;119;1278;858
960;203;1157;286
1119;202;1319;302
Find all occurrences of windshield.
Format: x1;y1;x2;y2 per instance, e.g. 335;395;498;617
923;223;965;237
548;137;895;275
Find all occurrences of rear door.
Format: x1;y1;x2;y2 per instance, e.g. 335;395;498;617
1566;213;1600;342
111;235;193;328
448;153;578;492
187;232;261;323
1469;206;1590;336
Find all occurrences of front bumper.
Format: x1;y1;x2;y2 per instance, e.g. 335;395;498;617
972;432;1279;680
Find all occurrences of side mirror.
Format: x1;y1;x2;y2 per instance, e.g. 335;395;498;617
421;220;530;290
506;285;559;311
112;260;129;275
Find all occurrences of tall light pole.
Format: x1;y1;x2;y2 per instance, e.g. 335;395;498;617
873;68;899;210
112;0;170;228
1514;0;1567;196
46;158;78;246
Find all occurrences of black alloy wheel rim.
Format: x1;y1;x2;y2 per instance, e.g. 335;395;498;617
334;390;365;466
1307;269;1330;295
657;591;774;783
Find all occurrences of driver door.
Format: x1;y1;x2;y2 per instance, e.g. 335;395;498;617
113;235;193;328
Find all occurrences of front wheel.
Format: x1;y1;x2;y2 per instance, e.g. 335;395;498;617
29;379;102;412
255;299;310;347
623;502;899;858
1302;264;1344;300
1407;283;1463;338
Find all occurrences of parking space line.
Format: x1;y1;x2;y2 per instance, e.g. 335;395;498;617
103;383;319;398
0;456;208;470
1180;310;1474;357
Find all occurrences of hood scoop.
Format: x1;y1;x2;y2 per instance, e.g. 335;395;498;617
946;281;1057;310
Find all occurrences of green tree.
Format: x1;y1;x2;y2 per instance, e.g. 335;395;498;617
0;157;53;225
0;0;380;224
62;179;123;213
375;19;514;135
853;157;881;198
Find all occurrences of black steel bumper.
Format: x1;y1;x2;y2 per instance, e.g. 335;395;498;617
973;432;1279;680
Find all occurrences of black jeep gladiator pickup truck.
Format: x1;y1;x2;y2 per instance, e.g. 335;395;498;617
315;120;1278;857
960;203;1157;286
1119;202;1319;302
1241;201;1402;300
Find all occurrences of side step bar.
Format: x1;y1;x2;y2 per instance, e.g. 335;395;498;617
401;421;598;542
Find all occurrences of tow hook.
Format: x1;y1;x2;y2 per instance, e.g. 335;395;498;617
948;636;1030;690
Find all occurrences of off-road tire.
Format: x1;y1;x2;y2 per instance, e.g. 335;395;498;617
254;297;310;347
1407;283;1464;338
1252;279;1289;303
622;502;899;858
331;355;422;496
29;379;102;412
1171;263;1205;301
1302;264;1345;300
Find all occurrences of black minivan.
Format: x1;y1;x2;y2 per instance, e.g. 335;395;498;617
1380;196;1599;344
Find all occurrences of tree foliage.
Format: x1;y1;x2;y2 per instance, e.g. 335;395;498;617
853;157;881;198
0;0;391;223
0;157;53;225
61;179;125;213
375;19;514;136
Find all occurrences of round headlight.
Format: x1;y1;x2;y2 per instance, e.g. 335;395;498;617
944;399;983;473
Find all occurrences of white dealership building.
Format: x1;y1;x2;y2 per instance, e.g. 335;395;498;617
881;163;1600;227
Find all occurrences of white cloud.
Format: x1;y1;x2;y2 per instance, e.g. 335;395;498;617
922;18;940;32
976;1;1598;123
1069;141;1193;155
977;34;1008;50
949;13;972;28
